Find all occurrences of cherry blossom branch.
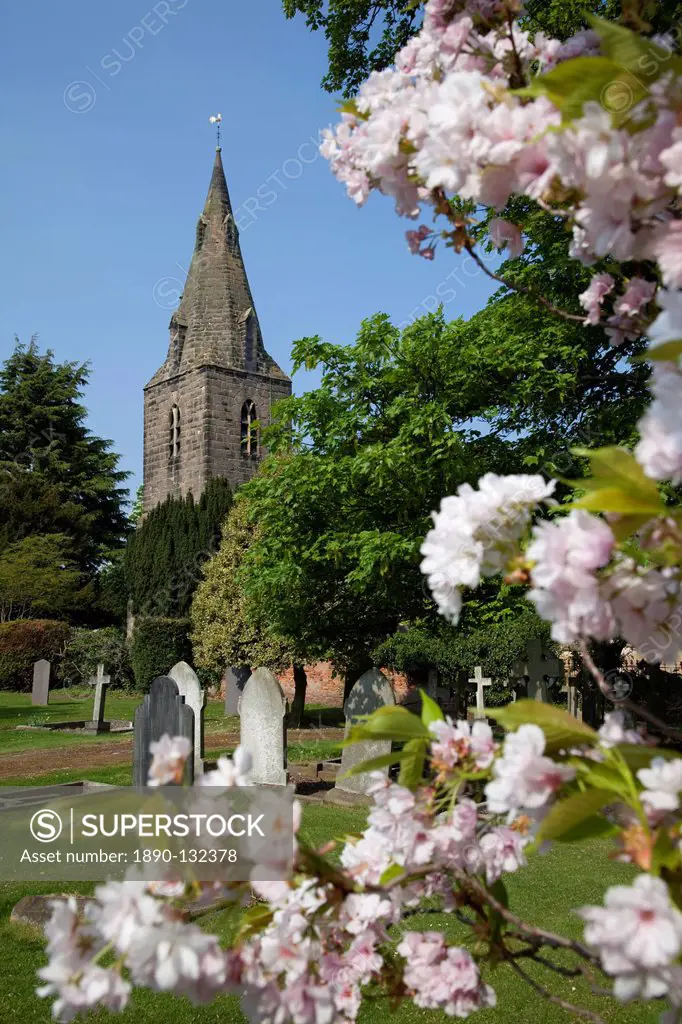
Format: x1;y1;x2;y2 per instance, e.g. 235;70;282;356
505;958;606;1024
463;242;587;323
579;640;682;744
450;864;600;965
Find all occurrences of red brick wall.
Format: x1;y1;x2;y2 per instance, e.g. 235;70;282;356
277;662;411;707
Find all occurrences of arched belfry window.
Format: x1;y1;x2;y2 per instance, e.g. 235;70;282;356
169;405;181;461
240;400;258;457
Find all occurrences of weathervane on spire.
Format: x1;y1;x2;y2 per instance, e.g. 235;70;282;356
209;112;222;150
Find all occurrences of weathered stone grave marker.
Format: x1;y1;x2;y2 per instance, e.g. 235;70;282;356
468;666;492;720
512;638;562;702
224;665;251;716
336;668;395;797
169;661;205;776
89;664;110;731
133;676;195;788
239;668;287;785
31;660;51;706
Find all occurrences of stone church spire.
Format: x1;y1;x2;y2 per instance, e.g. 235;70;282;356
143;146;291;512
148;148;288;385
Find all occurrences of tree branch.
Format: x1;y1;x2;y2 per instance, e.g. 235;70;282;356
506;958;605;1024
463;243;586;323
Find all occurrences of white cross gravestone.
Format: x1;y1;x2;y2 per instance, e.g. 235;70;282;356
468;666;492;720
239;668;287;785
512;638;562;702
31;660;51;706
336;669;395;797
169;661;206;777
561;680;581;719
90;663;110;731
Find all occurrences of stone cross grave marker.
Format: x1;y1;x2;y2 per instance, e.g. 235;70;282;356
169;661;206;776
512;638;562;702
90;663;110;730
468;666;492;720
239;668;287;785
31;660;51;706
336;669;395;797
224;665;251;716
133;676;195;788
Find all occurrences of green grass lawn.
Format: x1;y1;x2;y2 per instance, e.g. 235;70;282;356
0;802;659;1023
0;692;241;755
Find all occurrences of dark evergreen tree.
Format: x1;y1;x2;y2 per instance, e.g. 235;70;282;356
126;478;232;618
0;338;129;570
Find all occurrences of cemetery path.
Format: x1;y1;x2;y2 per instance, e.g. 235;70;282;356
0;728;344;781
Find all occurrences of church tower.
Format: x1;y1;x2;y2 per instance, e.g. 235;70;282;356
143;146;291;512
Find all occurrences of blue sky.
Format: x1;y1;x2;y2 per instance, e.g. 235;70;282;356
0;0;497;500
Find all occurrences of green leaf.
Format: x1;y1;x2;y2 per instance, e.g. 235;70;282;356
653;827;679;873
558;815;618;843
565;446;665;530
420;689;444;728
517;57;648;125
537;788;615;844
587;15;682;80
339;747;416;778
398;738;428;790
346;705;429;744
617;743;680;772
579;760;629;797
488;699;598;753
379;863;404;885
237;903;274;940
643;340;682;363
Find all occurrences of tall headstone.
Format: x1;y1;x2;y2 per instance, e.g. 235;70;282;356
336;669;395;797
31;660;51;706
133;676;195;788
468;666;492;720
224;665;251;715
91;664;110;730
512;639;562;703
169;661;206;776
239;668;287;785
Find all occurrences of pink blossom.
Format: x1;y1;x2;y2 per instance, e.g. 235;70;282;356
527;510;616;644
479;826;528;884
489;218;524;257
429;717;495;769
485;724;576;815
147;734;192;786
653;222;682;289
397;932;496;1016
579;875;682;1001
579;273;615;325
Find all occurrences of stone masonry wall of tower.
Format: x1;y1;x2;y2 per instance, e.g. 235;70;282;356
142;148;291;512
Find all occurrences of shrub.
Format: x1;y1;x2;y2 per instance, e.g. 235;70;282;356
130;617;192;692
57;626;133;690
0;619;71;691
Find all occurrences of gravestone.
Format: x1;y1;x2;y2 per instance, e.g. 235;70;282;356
561;679;581;719
133;676;195;788
31;660;51;706
89;664;110;732
224;665;251;715
239;668;287;785
468;666;492;720
512;639;562;703
169;661;205;776
336;669;395;797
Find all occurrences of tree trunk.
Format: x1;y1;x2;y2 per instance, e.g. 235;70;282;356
289;663;307;728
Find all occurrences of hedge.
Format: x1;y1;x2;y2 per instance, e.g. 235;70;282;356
0;619;71;691
130;617;192;692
